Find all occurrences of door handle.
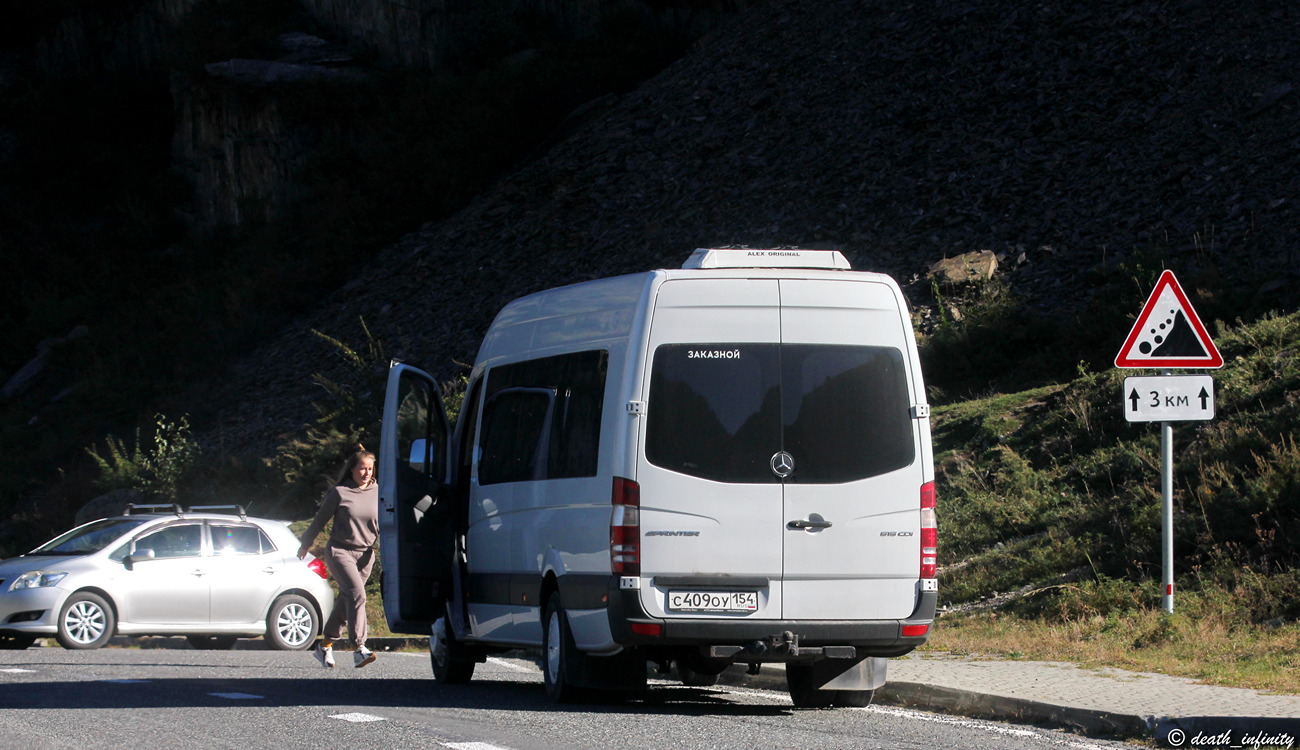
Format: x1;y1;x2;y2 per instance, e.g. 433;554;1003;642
262;567;276;575
787;519;833;530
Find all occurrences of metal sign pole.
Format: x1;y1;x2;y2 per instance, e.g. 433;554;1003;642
1161;418;1175;613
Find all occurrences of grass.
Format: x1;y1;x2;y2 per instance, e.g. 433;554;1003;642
926;611;1300;694
924;307;1300;694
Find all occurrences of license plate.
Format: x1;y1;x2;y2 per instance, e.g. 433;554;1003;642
667;590;759;613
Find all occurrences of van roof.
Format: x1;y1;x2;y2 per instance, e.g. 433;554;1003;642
682;248;851;270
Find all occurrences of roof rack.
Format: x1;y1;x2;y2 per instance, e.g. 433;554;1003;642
123;503;248;521
125;503;183;517
188;504;248;521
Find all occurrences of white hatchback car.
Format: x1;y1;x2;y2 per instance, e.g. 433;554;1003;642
0;505;334;651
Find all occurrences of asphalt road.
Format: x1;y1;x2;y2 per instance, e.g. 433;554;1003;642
0;647;1133;750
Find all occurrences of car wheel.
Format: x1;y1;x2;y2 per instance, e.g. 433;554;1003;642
542;593;588;703
265;594;318;650
57;591;115;650
429;616;475;684
186;635;239;650
786;664;835;708
0;634;36;650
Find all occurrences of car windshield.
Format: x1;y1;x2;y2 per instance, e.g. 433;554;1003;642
27;518;150;556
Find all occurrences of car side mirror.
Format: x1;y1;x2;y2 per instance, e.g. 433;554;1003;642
127;548;156;568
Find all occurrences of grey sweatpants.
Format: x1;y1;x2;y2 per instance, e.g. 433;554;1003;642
323;544;374;648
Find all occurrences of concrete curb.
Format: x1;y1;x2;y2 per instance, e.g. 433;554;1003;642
716;663;1154;740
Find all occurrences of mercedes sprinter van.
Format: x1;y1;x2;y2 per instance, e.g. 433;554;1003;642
377;248;937;707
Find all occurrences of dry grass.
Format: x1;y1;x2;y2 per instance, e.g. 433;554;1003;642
926;611;1300;694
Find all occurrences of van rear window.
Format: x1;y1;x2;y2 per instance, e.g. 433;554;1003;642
646;344;915;484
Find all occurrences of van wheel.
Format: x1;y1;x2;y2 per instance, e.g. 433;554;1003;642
542;593;588;703
57;592;115;649
835;689;876;708
786;664;835;708
430;616;475;684
676;661;720;687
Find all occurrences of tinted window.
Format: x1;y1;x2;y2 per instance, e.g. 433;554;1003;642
210;524;272;555
645;344;781;483
479;389;553;485
782;345;915;483
646;344;915;484
478;350;607;484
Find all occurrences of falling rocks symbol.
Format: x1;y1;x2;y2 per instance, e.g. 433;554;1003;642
1143;309;1208;358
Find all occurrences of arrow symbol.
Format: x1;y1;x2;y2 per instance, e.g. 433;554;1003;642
1129;389;1140;411
1199;387;1209;409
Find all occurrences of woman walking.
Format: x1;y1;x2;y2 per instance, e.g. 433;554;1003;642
298;446;379;668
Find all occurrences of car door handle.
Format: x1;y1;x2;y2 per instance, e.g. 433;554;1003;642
191;570;206;577
787;519;833;530
262;567;277;575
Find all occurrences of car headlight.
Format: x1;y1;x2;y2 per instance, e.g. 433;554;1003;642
9;570;69;591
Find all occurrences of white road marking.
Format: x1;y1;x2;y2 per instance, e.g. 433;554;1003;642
445;744;515;750
867;705;1117;749
329;712;386;723
1;668;36;673
209;692;262;700
486;657;534;673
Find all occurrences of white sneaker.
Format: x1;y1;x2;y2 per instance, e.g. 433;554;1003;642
313;642;335;669
354;647;376;669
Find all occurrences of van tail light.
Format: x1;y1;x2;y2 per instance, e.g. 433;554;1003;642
920;481;937;579
611;477;640;576
308;558;329;580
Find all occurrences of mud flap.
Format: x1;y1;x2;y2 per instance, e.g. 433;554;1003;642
815;655;888;691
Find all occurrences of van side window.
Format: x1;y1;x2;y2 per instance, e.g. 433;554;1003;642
479;388;554;485
646;344;915;485
478;350;607;485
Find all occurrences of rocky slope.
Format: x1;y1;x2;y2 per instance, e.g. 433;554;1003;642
196;0;1300;458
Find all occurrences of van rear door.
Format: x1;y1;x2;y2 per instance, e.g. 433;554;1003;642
639;275;925;623
778;278;924;620
637;278;786;620
378;363;452;635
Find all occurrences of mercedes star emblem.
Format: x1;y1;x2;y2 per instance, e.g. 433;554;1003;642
770;451;795;478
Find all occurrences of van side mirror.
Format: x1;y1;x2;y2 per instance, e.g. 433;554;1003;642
408;438;435;473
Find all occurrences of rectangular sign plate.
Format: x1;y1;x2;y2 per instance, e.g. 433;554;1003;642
1123;375;1215;422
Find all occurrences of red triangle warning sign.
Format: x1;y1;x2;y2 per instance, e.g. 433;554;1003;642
1115;270;1223;369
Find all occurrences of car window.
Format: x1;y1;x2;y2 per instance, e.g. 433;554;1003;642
210;524;272;555
133;524;203;559
28;518;149;556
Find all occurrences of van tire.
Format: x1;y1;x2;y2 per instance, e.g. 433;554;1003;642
676;661;720;687
835;689;876;708
786;664;835;708
430;616;475;684
542;593;587;703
